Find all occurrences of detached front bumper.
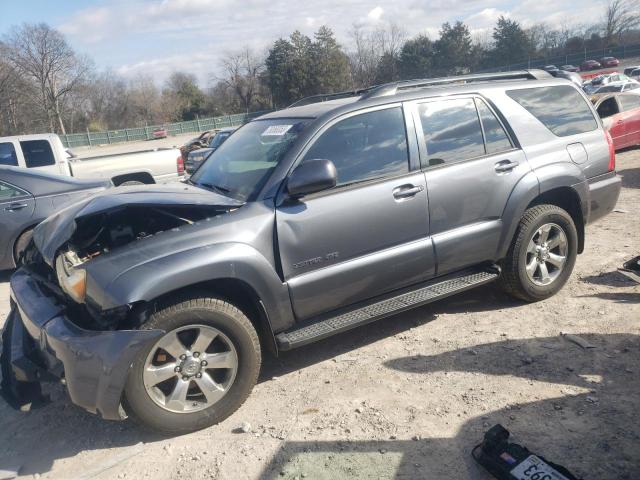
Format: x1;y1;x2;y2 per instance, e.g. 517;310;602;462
2;268;163;420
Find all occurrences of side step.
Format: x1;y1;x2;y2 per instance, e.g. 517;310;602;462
276;267;500;350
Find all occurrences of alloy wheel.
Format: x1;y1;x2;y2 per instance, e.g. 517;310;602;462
525;223;568;286
143;325;238;413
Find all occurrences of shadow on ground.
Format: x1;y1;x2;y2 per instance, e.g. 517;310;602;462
618;166;640;189
260;334;640;480
260;285;523;381
580;270;637;287
579;292;640;303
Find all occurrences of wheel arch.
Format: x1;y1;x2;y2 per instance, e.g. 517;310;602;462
526;186;585;254
146;278;279;356
12;223;39;266
497;165;588;259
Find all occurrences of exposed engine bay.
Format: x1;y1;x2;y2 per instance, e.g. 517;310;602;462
38;204;234;330
67;205;222;263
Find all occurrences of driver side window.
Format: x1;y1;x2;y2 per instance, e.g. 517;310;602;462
302;107;409;186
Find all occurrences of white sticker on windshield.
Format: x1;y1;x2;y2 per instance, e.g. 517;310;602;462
262;125;293;136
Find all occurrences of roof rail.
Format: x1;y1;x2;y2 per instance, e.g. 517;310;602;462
360;69;552;100
288;87;374;108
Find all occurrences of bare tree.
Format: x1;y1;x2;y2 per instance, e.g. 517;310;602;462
348;22;406;87
218;47;263;113
3;23;91;134
604;0;640;45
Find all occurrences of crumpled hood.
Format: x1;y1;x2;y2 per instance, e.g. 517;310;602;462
33;183;243;267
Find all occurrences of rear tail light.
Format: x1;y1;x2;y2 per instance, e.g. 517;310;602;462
177;155;185;175
605;129;615;172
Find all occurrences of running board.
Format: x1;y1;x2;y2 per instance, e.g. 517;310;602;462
276;267;500;350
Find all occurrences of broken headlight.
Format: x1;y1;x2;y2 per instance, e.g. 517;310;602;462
55;251;87;304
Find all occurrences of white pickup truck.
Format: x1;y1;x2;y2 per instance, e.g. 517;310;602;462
0;133;185;185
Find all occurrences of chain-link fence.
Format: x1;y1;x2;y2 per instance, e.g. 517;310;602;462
60;110;272;148
480;43;640;73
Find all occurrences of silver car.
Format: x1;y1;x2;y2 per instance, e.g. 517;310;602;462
0;167;110;270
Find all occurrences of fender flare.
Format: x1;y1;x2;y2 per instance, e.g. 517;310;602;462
496;162;588;259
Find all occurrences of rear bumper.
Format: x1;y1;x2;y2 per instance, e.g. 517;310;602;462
3;268;163;420
587;172;622;224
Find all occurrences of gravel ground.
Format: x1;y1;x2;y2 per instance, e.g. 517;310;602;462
0;149;638;480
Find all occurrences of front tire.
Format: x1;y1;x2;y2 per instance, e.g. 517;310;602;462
500;204;578;302
13;228;33;267
124;297;261;435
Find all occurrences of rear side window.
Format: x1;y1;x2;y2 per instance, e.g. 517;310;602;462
507;86;598;136
0;142;18;166
475;99;513;154
20;140;55;168
619;94;640;111
303;107;409;186
0;181;28;200
418;98;485;167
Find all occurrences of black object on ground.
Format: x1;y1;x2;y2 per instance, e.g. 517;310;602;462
472;424;582;480
620;255;640;284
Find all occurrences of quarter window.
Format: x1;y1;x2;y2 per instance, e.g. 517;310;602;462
507;85;598;136
418;98;485;167
0;181;28;200
475;99;513;154
20;140;55;168
303;107;409;186
0;142;18;166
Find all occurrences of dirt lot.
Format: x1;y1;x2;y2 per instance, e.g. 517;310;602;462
0;150;638;480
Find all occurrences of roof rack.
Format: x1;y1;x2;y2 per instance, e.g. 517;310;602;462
288;87;375;108
360;69;552;100
287;70;551;108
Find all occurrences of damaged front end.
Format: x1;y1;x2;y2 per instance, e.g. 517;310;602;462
1;184;243;419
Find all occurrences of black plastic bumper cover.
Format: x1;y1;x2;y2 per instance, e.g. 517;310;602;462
587;172;622;224
5;268;163;420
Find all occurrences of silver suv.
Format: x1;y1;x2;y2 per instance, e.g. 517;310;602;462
2;70;621;434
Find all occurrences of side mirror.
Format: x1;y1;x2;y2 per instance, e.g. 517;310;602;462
287;159;337;198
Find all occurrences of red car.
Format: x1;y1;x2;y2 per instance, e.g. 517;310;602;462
581;59;602;71
152;127;168;139
592;92;640;150
599;56;620;67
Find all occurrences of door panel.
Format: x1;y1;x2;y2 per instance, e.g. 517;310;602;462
412;96;531;275
277;172;433;320
425;150;528;274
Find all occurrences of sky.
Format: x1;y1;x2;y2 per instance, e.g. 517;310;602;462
0;0;605;85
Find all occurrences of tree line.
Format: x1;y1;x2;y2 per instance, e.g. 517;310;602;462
1;0;638;136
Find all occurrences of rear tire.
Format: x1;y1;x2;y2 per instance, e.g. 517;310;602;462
124;296;261;435
500;204;578;302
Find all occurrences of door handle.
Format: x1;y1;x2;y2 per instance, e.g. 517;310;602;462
494;159;519;173
5;202;28;211
393;184;424;199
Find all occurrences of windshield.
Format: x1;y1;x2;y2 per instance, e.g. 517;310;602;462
190;118;309;201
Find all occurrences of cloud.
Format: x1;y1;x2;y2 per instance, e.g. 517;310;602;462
56;0;606;84
367;6;384;21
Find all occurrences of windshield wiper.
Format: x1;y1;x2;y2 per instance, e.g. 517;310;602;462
197;182;232;196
